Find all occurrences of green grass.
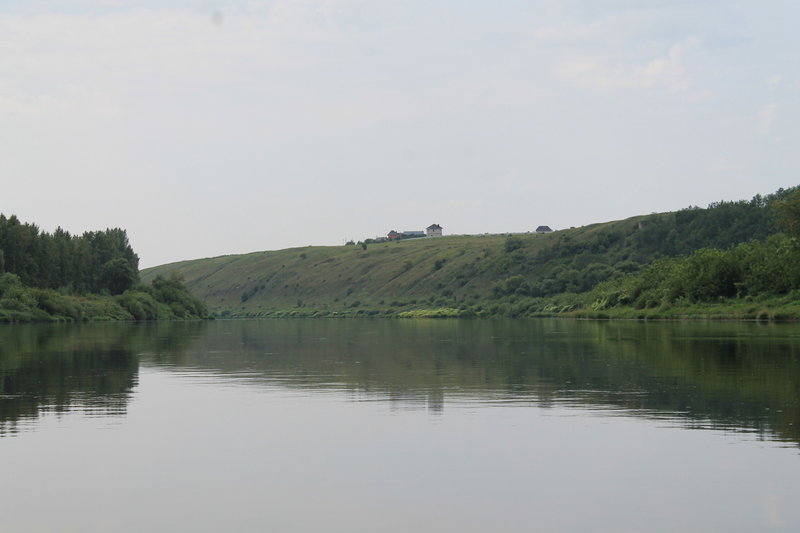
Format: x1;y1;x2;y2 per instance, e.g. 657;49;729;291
140;233;545;316
568;293;800;321
138;190;800;321
396;308;468;318
142;227;639;317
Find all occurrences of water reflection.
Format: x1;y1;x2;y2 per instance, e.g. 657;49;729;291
1;319;799;445
0;322;201;435
145;319;800;445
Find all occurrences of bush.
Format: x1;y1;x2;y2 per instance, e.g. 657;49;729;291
0;272;21;297
117;290;162;320
505;235;524;253
492;275;531;297
116;273;209;320
33;289;81;320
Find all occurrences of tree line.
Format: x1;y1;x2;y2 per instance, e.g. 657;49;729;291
0;214;139;295
0;215;209;321
486;187;797;300
591;188;800;309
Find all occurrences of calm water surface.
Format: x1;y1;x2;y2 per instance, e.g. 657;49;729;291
1;319;800;532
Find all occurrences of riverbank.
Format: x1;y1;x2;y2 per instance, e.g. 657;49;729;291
205;293;800;322
568;293;800;321
0;273;210;323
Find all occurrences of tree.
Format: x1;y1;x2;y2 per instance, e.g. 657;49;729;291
100;258;138;295
774;189;800;240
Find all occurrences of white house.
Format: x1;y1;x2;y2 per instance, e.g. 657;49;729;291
426;224;443;237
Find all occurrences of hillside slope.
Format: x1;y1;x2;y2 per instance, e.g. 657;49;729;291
141;232;549;316
141;189;785;318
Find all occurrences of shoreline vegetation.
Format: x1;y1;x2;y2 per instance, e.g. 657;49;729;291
141;185;800;323
0;215;209;322
6;185;800;323
0;271;210;323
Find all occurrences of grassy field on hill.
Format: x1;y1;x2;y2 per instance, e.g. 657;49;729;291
141;232;553;317
141;187;800;320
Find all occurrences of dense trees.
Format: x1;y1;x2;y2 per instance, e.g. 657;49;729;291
589;188;800;309
774;188;800;240
0;214;211;322
484;188;798;301
0;215;139;295
590;234;800;310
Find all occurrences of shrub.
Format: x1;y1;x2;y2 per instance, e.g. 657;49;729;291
505;235;524;253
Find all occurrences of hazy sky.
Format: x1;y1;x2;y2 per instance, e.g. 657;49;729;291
2;1;798;267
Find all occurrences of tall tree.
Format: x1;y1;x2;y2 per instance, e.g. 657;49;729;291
774;189;800;240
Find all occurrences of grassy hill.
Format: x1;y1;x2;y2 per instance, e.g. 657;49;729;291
141;187;792;319
141;231;555;317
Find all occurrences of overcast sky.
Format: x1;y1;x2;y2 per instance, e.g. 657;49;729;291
2;0;798;267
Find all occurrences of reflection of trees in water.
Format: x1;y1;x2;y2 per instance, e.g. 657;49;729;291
3;319;798;445
157;319;800;445
584;321;800;444
0;322;206;435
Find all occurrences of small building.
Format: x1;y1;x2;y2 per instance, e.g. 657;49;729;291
387;230;401;240
535;226;553;234
402;230;425;239
426;224;443;237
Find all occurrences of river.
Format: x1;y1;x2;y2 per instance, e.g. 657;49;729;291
1;319;799;532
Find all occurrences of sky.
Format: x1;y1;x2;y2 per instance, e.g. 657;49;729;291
2;0;799;268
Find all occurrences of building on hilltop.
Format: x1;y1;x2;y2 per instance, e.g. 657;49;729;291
387;225;442;240
426;224;443;237
535;226;553;233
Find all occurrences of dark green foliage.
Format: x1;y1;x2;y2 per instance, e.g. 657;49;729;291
485;188;796;302
493;275;531;297
100;257;138;295
0;214;139;294
0;215;209;322
591;234;800;310
116;274;209;321
116;290;162;320
0;273;21;296
505;235;524;253
31;289;82;320
774;189;800;240
148;273;209;319
0;275;82;321
0;272;210;322
736;235;800;294
679;249;741;300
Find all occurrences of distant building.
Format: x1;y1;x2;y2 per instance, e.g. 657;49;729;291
387;230;401;240
426;224;443;237
402;230;425;238
535;226;553;233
